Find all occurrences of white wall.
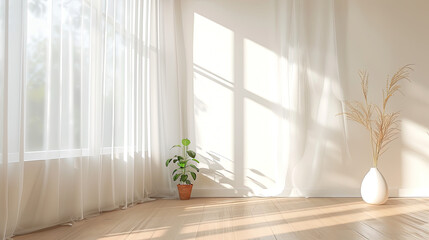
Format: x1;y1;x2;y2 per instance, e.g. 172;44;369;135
179;0;429;197
335;0;429;197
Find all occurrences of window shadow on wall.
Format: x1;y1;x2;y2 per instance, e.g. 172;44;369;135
189;0;356;197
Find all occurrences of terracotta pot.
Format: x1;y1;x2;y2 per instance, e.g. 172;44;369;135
177;184;193;200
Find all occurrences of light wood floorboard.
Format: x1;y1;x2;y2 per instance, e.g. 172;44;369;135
14;198;429;240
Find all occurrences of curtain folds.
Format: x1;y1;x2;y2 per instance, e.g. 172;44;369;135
277;0;348;196
0;0;182;238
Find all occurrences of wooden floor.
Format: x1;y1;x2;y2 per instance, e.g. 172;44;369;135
14;198;429;240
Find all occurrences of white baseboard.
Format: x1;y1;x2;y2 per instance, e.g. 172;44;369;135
191;188;253;197
191;187;429;198
191;188;362;198
390;188;429;197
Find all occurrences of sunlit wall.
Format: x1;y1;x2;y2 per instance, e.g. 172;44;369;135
180;0;429;197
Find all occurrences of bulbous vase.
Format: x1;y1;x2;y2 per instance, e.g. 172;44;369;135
361;167;388;205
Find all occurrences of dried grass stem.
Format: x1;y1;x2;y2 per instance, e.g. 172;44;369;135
340;65;412;167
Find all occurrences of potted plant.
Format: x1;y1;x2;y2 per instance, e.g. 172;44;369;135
341;65;412;204
165;138;200;200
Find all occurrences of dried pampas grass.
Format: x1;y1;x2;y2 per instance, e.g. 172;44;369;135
341;65;412;167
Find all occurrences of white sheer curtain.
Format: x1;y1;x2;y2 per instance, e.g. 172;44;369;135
0;0;182;238
277;0;348;196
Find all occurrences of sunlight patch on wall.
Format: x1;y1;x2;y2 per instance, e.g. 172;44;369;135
193;13;236;187
402;119;429;156
193;13;234;83
243;39;278;103
401;119;429;188
194;71;234;186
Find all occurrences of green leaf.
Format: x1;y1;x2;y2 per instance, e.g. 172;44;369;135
179;162;186;168
172;169;178;176
187;150;196;158
173;173;181;181
192;158;200;163
182;138;191;146
170;145;181;149
180;174;188;182
165;158;172;167
177;156;184;161
190;164;199;172
173;159;178;163
190;172;196;180
185;180;191;185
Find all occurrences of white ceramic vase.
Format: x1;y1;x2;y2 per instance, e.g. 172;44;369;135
361;167;388;205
